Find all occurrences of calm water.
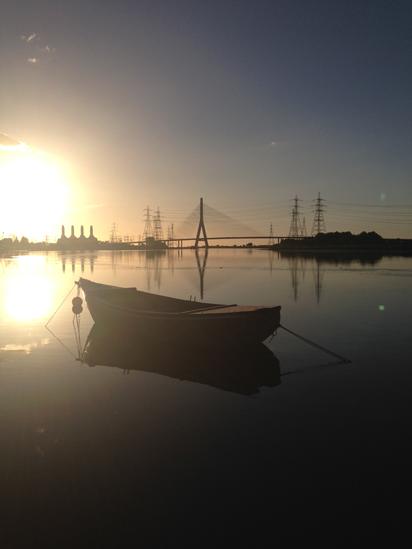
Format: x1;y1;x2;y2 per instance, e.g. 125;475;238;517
1;249;411;543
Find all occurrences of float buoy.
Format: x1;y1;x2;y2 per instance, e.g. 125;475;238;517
72;296;83;315
72;304;83;315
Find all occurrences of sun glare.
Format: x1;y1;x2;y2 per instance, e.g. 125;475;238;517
2;256;56;323
0;147;70;241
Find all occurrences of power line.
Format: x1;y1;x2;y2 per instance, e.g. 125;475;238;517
328;201;412;209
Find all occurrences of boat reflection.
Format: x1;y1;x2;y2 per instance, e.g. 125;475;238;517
81;325;281;395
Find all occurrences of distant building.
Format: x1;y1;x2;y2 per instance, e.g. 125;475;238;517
143;236;168;250
57;225;98;250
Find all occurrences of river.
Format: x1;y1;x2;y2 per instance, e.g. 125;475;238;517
1;249;411;542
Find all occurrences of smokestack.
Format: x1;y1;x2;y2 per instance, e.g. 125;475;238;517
71;225;75;237
61;225;65;238
80;225;85;237
89;225;94;238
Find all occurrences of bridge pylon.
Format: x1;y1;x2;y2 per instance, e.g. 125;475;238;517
194;197;209;249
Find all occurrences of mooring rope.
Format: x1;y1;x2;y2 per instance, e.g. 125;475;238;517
44;280;86;362
278;323;351;364
72;314;82;360
45;282;350;366
44;325;78;360
45;282;76;327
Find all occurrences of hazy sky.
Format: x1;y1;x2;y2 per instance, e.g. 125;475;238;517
1;0;412;239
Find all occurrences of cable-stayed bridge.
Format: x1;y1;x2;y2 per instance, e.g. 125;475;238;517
130;198;309;247
107;195;412;246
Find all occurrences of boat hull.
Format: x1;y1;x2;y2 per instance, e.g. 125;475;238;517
86;296;280;345
79;278;281;345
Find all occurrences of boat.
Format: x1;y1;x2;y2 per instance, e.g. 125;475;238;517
81;324;281;395
78;278;281;345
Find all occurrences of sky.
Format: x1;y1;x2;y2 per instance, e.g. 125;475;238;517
1;0;412;240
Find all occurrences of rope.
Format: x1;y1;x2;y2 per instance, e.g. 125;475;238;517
72;314;82;360
279;323;351;364
44;325;77;360
281;360;347;376
45;282;76;327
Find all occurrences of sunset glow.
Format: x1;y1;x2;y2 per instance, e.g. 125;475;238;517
1;2;412;540
0;148;70;241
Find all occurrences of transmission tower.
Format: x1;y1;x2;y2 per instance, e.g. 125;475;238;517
110;222;118;243
268;223;275;246
311;193;327;235
153;207;164;241
301;216;307;237
167;223;175;246
289;195;305;237
143;207;153;240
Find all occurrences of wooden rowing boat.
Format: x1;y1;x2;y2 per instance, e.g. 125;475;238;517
81;324;281;395
78;278;281;345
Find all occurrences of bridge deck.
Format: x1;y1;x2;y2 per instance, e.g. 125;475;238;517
128;235;310;244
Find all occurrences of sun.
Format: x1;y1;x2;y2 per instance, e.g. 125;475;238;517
0;146;71;241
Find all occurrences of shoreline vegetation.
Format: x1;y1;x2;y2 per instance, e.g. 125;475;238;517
270;231;412;255
1;231;412;256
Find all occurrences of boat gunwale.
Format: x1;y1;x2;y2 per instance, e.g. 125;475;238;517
78;277;221;309
78;278;281;327
85;293;281;321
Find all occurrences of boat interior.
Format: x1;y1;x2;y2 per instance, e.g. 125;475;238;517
79;277;224;312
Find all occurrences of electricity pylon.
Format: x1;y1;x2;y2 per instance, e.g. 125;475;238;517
110;222;119;243
153;207;163;241
289;195;305;237
143;206;153;240
311;193;326;235
268;223;275;246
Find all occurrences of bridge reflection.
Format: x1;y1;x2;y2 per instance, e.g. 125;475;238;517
59;249;384;304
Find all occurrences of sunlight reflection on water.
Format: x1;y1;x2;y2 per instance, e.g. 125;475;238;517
1;255;58;323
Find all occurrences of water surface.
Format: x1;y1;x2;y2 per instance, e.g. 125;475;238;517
1;250;411;543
